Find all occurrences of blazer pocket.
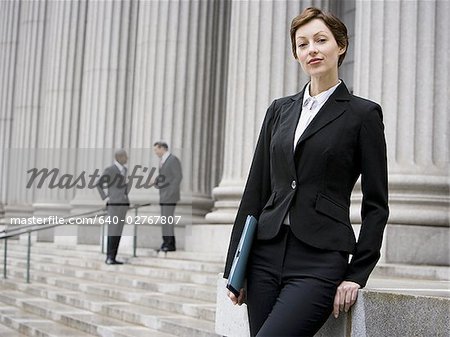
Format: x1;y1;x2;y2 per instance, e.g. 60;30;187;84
262;192;276;210
315;193;350;226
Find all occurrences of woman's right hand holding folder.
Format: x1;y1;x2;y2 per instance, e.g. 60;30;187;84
228;288;246;306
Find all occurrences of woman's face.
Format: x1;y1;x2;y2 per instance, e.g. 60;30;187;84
295;19;345;78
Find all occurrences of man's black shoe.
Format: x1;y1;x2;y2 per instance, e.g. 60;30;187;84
105;258;124;265
163;247;176;252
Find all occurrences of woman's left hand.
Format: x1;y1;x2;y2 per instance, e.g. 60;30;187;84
333;280;361;318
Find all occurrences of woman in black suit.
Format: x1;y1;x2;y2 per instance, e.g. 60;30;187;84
224;7;389;337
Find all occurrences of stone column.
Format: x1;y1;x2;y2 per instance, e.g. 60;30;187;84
202;0;331;254
69;0;138;246
353;0;449;265
4;1;47;226
129;0;230;250
0;1;20;219
33;0;88;242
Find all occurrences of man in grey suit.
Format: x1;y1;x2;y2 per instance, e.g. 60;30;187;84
153;142;182;252
97;149;130;264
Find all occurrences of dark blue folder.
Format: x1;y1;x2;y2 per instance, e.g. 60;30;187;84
226;215;257;297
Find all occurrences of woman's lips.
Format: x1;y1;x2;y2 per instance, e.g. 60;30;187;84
308;58;322;64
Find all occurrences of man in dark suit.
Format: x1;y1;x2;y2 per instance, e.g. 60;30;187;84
97;149;130;264
153;142;182;252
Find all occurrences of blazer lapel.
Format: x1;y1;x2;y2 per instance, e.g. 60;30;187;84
296;82;351;148
278;89;305;178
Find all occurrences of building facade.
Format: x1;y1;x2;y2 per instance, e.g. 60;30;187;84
0;0;448;268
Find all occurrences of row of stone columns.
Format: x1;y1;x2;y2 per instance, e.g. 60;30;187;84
0;0;229;248
203;0;449;264
0;0;447;265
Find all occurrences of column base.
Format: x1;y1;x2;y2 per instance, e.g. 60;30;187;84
67;192;104;246
3;204;34;241
385;224;449;266
205;184;242;224
185;223;232;255
33;202;71;243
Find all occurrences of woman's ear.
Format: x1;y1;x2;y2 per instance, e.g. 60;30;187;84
338;45;347;55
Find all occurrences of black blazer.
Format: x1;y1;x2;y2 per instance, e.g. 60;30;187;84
158;154;183;204
224;81;389;287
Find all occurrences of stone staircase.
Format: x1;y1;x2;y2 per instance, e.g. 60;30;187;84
0;240;223;337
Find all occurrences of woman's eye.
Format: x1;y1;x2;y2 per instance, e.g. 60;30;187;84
298;43;307;48
317;38;327;43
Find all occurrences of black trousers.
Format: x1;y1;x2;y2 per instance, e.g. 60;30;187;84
246;225;348;337
106;204;128;259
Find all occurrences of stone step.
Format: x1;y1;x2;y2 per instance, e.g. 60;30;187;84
2;274;216;322
0;321;28;337
0;241;221;336
3;241;226;263
0;282;218;337
4;260;217;300
159;316;218;337
5;252;218;286
54;271;217;304
155;251;225;264
366;275;450;298
374;262;449;281
4;248;223;276
8;243;224;273
0;289;178;337
128;256;223;273
133;292;216;322
3;261;216;303
0;304;93;337
9;241;450;281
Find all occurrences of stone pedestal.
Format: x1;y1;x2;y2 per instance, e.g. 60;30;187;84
215;274;450;337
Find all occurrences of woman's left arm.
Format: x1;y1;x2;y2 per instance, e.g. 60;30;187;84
334;103;389;317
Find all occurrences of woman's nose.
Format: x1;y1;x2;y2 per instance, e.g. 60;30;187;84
308;44;318;55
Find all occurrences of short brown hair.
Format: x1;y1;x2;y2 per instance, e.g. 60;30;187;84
290;7;348;67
